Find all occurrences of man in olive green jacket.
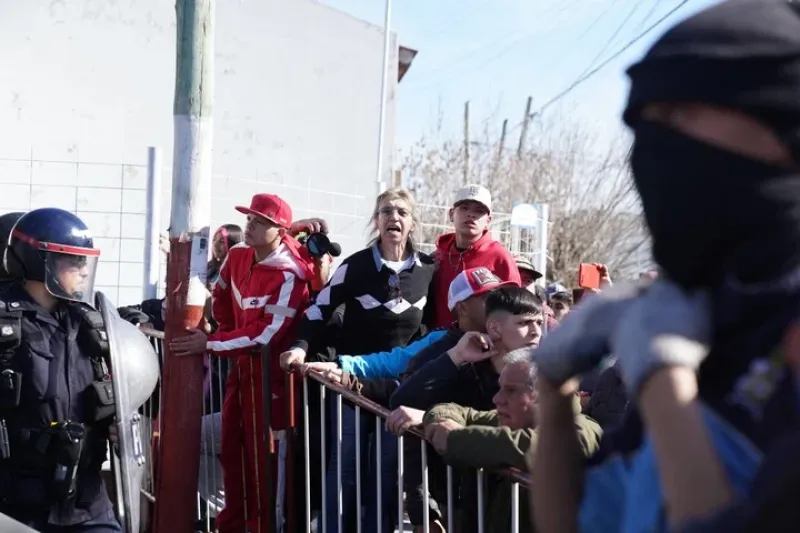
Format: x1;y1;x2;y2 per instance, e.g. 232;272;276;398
423;348;603;533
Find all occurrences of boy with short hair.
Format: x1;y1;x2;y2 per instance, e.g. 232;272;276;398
429;185;521;328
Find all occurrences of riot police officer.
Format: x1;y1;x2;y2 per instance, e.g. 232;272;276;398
0;208;121;532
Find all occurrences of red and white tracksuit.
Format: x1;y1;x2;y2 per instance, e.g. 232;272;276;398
207;237;312;533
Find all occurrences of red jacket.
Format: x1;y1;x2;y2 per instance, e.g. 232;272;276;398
208;237;313;360
429;231;521;329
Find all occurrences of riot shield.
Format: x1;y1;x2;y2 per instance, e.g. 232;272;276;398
96;292;160;533
0;512;38;533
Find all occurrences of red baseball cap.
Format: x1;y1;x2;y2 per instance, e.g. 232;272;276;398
235;193;292;229
447;267;516;311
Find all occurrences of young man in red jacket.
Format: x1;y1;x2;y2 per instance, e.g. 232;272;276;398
430;184;521;328
171;193;314;533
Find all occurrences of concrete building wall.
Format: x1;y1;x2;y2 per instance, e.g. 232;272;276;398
0;0;397;305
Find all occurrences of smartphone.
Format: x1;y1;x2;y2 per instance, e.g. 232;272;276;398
578;263;601;290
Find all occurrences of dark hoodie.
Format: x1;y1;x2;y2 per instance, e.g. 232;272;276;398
390;340;501;528
430;231;521;328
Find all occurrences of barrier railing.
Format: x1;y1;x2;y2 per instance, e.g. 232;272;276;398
138;330;531;533
138;330;228;533
300;370;531;533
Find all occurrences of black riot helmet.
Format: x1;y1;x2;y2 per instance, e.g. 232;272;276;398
0;212;25;284
5;208;100;305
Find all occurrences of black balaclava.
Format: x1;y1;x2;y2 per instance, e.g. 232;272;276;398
624;0;800;288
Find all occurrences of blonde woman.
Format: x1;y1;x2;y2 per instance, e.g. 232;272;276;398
281;187;436;532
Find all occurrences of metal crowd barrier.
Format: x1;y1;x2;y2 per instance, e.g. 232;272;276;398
300;371;530;533
138;330;531;533
138;330;227;533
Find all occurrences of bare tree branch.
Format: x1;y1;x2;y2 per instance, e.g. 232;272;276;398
399;110;651;284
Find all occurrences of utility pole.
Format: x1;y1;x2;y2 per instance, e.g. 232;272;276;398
375;0;393;195
492;118;508;181
143;147;162;301
517;96;533;158
463;100;470;184
153;1;214;533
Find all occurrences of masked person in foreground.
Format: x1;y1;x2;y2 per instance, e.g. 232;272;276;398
529;1;800;532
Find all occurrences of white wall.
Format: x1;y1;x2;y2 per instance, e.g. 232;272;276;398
0;0;397;305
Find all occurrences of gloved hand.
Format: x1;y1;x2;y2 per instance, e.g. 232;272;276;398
612;278;711;397
117;307;151;326
534;282;644;385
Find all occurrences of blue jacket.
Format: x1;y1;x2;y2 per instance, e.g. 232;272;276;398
338;329;448;379
0;285;113;525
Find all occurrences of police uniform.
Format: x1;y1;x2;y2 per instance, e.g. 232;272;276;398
0;208;121;532
0;286;118;531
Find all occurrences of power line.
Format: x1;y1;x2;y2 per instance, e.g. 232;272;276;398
403;0;588;93
490;1;670;140
534;0;692;115
573;0;650;84
417;0;494;39
403;30;532;91
525;0;622;87
568;0;622;50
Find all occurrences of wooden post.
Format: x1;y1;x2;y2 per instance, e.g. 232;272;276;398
463;100;470;184
153;1;214;532
492;118;508;181
517;96;533;158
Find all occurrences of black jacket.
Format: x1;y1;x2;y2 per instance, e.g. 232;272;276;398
117;298;165;332
294;245;436;357
390;352;499;412
389;332;501;527
0;285;113;525
584;363;629;431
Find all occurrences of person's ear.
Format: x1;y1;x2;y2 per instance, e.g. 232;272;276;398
486;318;501;341
448;208;455;223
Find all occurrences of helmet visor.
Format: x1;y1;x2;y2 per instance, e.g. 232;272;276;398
44;251;99;305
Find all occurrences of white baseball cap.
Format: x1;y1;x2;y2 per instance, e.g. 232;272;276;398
453;184;492;212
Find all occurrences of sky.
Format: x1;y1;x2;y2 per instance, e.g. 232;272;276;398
322;0;721;152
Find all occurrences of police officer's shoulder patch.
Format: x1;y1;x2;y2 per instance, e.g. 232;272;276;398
0;302;22;352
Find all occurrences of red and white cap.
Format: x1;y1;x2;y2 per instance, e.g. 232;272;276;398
447;267;515;311
235;193;292;229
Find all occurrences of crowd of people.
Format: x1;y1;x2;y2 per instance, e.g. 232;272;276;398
152;2;800;532
119;3;800;533
124;173;638;533
2;0;798;532
125;180;571;532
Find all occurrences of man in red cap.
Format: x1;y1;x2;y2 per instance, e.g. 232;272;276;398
172;193;314;533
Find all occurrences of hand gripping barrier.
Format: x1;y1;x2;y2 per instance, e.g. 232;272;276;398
137;329;531;533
